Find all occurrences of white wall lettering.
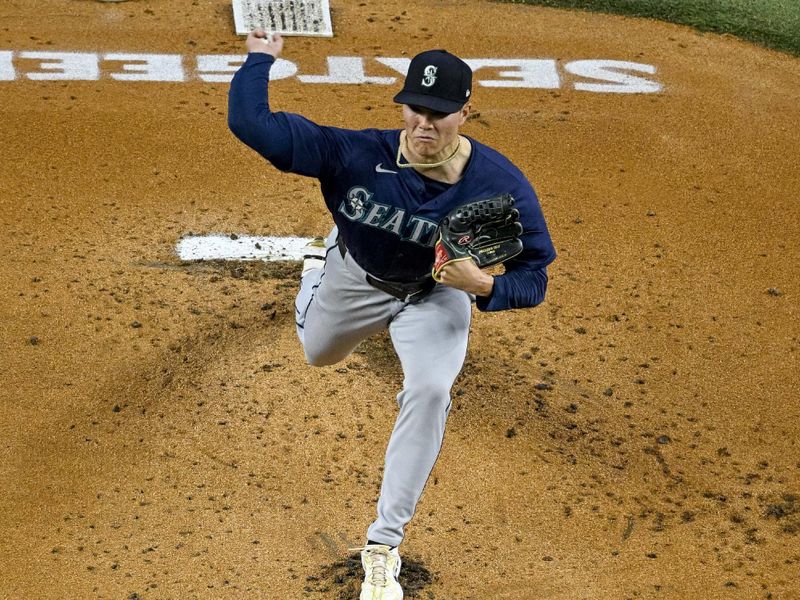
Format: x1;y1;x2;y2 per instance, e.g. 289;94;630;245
270;58;301;81
105;53;184;82
298;57;395;84
21;51;99;81
466;59;560;89
196;55;298;83
374;57;411;76
565;60;662;93
196;54;245;84
0;51;14;81
0;50;664;94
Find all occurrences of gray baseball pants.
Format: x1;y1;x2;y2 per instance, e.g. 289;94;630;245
294;228;472;547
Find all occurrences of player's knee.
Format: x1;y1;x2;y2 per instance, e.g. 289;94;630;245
304;345;343;367
304;347;331;367
400;382;453;411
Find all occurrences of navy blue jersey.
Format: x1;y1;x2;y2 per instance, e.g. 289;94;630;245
229;53;556;311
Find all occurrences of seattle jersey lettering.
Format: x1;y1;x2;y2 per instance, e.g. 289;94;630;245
338;186;438;246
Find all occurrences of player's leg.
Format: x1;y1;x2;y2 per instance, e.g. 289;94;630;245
365;285;472;547
295;228;397;366
294;227;339;346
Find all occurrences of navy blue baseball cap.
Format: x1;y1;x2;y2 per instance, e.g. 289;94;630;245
393;49;472;114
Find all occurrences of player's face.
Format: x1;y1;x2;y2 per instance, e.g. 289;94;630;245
402;104;469;160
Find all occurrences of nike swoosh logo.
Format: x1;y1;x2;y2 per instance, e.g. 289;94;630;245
375;163;398;174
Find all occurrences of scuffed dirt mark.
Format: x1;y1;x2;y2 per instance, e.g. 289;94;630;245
305;553;436;599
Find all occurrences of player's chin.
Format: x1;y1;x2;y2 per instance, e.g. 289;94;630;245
413;136;438;148
414;141;443;157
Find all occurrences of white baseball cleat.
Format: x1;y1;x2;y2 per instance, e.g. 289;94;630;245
350;544;403;600
301;236;327;276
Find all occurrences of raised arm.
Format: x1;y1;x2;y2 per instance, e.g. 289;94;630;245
227;31;295;170
228;31;353;178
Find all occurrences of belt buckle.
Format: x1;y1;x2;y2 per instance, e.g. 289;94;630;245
404;281;433;304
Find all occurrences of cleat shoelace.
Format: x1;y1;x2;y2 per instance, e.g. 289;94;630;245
349;546;394;588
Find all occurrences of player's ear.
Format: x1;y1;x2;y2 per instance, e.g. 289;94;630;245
458;103;472;125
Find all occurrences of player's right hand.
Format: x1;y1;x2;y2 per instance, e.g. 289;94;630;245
246;29;283;58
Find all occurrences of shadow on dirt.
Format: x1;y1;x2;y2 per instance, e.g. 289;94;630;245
137;258;301;280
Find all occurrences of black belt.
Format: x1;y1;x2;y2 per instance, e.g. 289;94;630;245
337;237;435;304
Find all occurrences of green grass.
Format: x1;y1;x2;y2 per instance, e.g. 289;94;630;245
502;0;800;56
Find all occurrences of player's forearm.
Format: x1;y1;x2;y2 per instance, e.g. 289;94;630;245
475;266;548;311
228;53;274;133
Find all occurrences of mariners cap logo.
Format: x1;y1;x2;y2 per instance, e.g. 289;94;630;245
421;65;438;87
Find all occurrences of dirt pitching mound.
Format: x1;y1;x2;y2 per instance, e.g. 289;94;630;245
1;1;798;598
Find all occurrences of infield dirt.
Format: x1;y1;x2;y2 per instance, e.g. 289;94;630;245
1;1;798;599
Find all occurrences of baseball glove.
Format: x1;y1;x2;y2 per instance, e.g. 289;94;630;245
432;193;523;282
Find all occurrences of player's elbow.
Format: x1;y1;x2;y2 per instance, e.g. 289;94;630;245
227;110;252;144
529;266;549;307
524;271;550;309
227;111;293;170
226;99;264;145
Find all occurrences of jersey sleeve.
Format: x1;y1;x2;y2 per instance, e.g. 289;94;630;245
475;262;549;311
475;180;556;312
227;52;351;178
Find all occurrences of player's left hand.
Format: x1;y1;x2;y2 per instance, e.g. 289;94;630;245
435;259;494;297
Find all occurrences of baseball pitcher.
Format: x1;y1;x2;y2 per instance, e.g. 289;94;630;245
228;31;556;599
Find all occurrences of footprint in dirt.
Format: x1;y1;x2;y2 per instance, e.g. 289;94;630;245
305;553;436;599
